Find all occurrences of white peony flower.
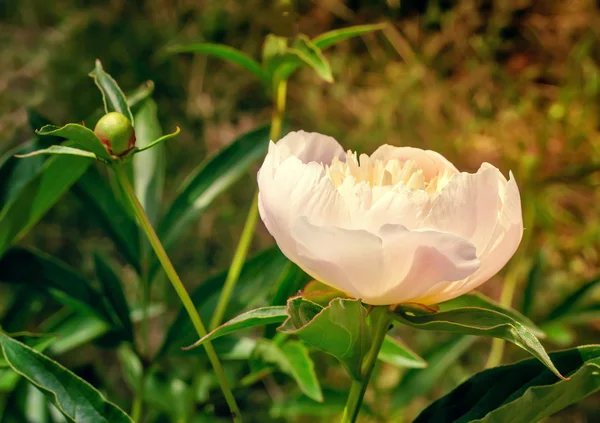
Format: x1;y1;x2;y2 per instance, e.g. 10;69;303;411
257;131;523;306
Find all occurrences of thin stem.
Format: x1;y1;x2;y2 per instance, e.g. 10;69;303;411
114;166;242;423
209;79;288;330
342;307;391;423
130;373;144;422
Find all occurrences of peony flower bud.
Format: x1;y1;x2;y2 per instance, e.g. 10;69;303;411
257;131;524;306
94;112;136;157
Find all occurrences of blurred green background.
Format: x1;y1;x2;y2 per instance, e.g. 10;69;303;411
1;0;600;422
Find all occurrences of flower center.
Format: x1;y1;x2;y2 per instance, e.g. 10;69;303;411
325;151;453;194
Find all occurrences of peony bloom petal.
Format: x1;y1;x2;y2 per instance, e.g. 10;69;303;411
275;130;345;164
422;163;502;253
289;218;480;305
415;172;523;304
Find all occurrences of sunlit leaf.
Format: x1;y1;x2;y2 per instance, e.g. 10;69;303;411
184;306;287;350
415;345;600;423
392;306;563;379
0;332;134;423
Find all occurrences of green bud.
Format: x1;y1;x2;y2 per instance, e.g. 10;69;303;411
94;112;136;156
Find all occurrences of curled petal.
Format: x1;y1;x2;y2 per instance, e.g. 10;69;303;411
370;145;459;180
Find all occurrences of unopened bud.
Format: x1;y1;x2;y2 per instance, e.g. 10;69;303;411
94;112;136;156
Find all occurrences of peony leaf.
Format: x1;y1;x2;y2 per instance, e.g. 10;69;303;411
278;298;369;380
392;306;564;379
439;293;545;338
379;335;427;369
89;59;134;124
35;123;111;161
133;126;180;153
183;306;288;350
414;345;600;423
14;145;102;162
255;339;323;402
312;23;387;49
0;331;134;423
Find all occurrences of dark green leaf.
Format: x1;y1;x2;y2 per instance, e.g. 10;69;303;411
71;167;140;270
184;306;287;350
278;298;369;380
270;388;375;418
393;306;563;379
545;274;600;323
255;339;323;402
133;99;165;227
36;124;111;161
0;332;134;423
391;336;476;412
158;124;273;253
0;248;112;324
0;156;91;257
439;293;544;338
94;253;134;342
164;43;269;84
15;145;101;161
158;247;293;357
89;59;134;123
379;335;427;369
415;345;600;423
312;23;386;49
521;252;545;317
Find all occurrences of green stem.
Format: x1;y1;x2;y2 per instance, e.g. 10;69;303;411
114;166;242;423
130;373;144;422
209;79;288;330
342;307;391;423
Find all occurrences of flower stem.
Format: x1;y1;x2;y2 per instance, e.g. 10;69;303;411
342;306;391;423
209;79;288;330
114;166;242;423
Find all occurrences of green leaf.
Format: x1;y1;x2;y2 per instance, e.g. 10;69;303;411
545;274;600;323
439;293;545;338
392;305;564;379
379;335;427;369
15;145;101;162
184;306;287;350
71;167;141;270
163;43;269;85
256;339;323;402
89;59;134;124
521;252;545;317
158;124;273;252
414;345;600;423
94;253;134;342
42;313;111;356
133;99;165;226
0;331;134;423
391;335;476;412
0;248;113;324
36;124;111;161
159;247;294;357
312;23;387;49
278;298;369;380
0;156;91;257
276;35;333;83
134;127;180;153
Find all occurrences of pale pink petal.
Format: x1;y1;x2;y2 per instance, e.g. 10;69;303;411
422;164;502;253
276;130;345;164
